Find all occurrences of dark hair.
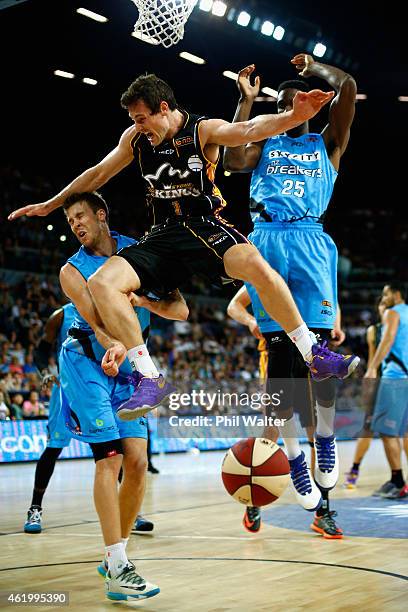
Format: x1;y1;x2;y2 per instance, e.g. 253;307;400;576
120;74;178;113
386;282;407;301
63;191;109;223
277;79;310;94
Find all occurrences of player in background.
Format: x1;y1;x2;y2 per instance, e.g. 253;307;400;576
365;283;408;499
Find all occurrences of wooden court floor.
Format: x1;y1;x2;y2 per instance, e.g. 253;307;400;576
1;440;407;612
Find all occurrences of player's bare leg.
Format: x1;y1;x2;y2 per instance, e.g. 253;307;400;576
224;244;359;380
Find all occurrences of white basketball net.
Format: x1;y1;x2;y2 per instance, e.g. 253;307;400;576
131;0;198;48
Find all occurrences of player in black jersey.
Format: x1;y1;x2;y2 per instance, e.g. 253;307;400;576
9;74;359;417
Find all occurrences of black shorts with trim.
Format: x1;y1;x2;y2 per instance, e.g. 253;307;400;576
264;329;336;428
115;216;249;294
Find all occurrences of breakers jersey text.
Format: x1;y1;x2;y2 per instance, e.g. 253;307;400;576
250;133;337;222
131;111;227;225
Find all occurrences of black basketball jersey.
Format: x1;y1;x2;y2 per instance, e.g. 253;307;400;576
130;110;227;225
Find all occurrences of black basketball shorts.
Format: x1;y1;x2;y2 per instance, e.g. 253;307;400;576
264;329;336;428
115;216;249;294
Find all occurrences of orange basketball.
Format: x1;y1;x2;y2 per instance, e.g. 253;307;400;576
221;438;290;506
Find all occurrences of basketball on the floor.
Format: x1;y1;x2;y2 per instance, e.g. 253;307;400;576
221;438;290;506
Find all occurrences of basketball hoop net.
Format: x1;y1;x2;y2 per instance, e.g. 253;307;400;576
131;0;198;48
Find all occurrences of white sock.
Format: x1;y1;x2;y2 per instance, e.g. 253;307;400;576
315;401;336;437
288;324;317;362
279;416;301;460
121;537;129;549
127;344;159;377
105;542;128;577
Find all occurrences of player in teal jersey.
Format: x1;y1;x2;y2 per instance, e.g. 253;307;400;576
223;54;357;530
366;282;408;499
58;191;187;602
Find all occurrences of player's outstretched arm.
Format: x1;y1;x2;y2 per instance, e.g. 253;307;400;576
223;65;264;173
129;289;189;321
59;263;126;376
227;286;263;340
291;53;356;162
8;127;136;221
202;89;334;148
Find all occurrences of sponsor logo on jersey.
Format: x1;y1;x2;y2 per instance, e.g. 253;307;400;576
208;232;224;243
144;162;190;187
268;149;321;162
321;308;333;316
322;300;332;307
187;154;204;172
266;163;322;178
158;148;175;155
151;184;201;199
175;136;194;146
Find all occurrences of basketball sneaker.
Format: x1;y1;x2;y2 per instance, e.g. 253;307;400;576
372;481;394;497
310;510;343;539
105;562;160;601
380;483;408;499
314;435;339;490
97;558;108;578
243;506;261;533
344;468;359;489
132;515;154;533
308;341;360;381
289;451;322;511
24;506;42;533
116;374;175;421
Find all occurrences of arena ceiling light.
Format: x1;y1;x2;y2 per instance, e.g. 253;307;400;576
398;96;408;102
261;86;278;98
179;51;206;65
272;25;285;40
198;0;213;11
237;11;251;27
76;7;108;23
82;77;98;85
212;1;227;17
355;93;367;100
223;70;238;80
261;20;274;36
313;43;327;58
131;31;160;45
54;70;75;79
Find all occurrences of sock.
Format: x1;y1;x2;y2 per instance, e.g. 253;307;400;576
352;462;360;472
316;490;329;517
121;537;129;549
288;324;316;362
391;469;404;488
315;401;336;438
105;542;128;577
279;416;301;460
127;344;159;377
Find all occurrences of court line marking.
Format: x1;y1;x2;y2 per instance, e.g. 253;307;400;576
0;501;231;536
1;558;407;582
3;532;318;545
